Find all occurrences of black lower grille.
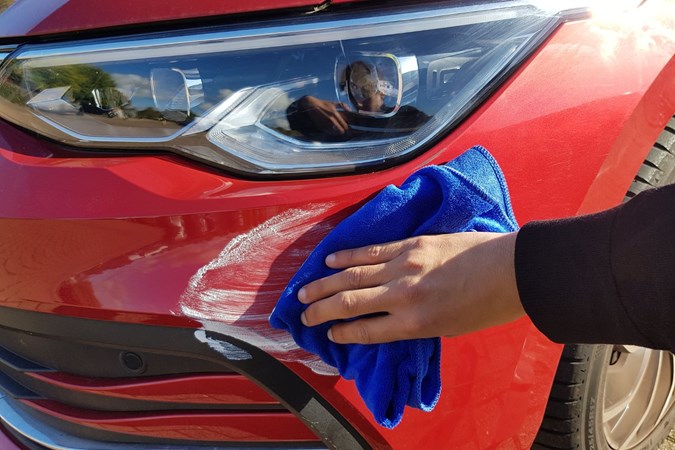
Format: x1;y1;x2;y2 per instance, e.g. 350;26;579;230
0;305;370;449
0;320;233;379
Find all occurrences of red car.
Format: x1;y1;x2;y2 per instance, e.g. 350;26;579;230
0;0;673;449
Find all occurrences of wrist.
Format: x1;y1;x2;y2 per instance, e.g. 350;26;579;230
483;231;524;325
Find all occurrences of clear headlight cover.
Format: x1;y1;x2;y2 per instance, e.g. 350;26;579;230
0;1;563;176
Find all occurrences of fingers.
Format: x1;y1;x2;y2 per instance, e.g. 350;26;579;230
299;263;388;304
318;101;348;134
303;97;349;134
301;285;391;327
337;102;352;112
298;238;417;305
325;239;411;269
330;110;349;133
298;237;428;344
328;314;410;344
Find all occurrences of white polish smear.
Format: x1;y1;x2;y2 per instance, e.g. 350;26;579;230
180;204;339;376
195;330;252;361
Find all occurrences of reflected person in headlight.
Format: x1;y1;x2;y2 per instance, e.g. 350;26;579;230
347;60;390;114
286;59;429;141
287;95;352;138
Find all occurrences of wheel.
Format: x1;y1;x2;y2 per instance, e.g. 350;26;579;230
533;116;675;450
625;116;675;200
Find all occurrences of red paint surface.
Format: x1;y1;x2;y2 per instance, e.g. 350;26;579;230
0;0;360;38
0;1;674;449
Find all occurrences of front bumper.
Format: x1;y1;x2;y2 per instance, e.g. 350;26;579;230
0;2;674;448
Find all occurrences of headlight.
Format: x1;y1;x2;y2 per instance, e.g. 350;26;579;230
0;1;565;177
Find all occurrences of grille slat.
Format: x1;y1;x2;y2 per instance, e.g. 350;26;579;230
0;316;329;447
0;306;368;449
0;371;40;399
0;338;285;412
2;393;327;450
24;371;285;411
0;345;50;372
27;399;321;443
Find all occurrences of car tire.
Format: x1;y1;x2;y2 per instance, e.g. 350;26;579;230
532;115;675;450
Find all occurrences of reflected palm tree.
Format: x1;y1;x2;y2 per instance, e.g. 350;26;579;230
0;0;16;14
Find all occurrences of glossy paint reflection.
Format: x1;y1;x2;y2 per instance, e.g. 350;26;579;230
0;0;360;38
0;5;674;447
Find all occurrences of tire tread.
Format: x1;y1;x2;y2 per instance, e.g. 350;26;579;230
535;115;675;449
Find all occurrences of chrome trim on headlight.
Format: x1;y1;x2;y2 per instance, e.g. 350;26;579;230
0;2;564;177
10;3;542;63
0;46;17;67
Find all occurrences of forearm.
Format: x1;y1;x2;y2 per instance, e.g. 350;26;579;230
515;185;675;352
299;185;675;350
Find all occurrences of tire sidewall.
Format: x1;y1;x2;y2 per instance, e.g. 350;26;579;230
584;344;675;450
583;344;613;450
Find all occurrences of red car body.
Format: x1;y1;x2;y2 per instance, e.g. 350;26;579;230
0;1;673;449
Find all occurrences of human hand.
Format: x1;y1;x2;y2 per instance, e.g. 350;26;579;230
297;96;351;135
298;232;524;344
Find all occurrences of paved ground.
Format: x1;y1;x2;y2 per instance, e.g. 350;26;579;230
659;429;675;450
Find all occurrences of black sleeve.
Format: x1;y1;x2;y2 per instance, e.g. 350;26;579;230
515;184;675;352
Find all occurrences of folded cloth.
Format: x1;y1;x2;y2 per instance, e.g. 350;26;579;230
269;146;518;428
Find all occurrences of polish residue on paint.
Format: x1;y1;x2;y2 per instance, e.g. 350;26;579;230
180;204;339;375
194;329;252;361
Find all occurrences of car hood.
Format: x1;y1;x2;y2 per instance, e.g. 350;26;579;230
0;0;359;39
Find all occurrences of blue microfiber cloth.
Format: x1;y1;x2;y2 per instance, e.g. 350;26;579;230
269;145;518;428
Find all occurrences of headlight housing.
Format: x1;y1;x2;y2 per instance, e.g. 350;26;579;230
0;1;565;177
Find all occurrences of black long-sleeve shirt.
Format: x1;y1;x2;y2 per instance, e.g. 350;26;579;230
515;184;675;353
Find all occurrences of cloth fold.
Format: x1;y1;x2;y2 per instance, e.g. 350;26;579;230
269;146;518;428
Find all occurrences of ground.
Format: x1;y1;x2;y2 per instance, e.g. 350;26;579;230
660;430;675;450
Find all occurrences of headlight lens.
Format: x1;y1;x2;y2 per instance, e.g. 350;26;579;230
0;2;562;176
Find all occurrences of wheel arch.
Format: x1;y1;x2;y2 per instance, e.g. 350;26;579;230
576;54;675;216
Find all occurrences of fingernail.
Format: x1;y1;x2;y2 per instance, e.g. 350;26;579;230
298;288;306;302
327;328;335;342
325;254;336;266
301;312;308;326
